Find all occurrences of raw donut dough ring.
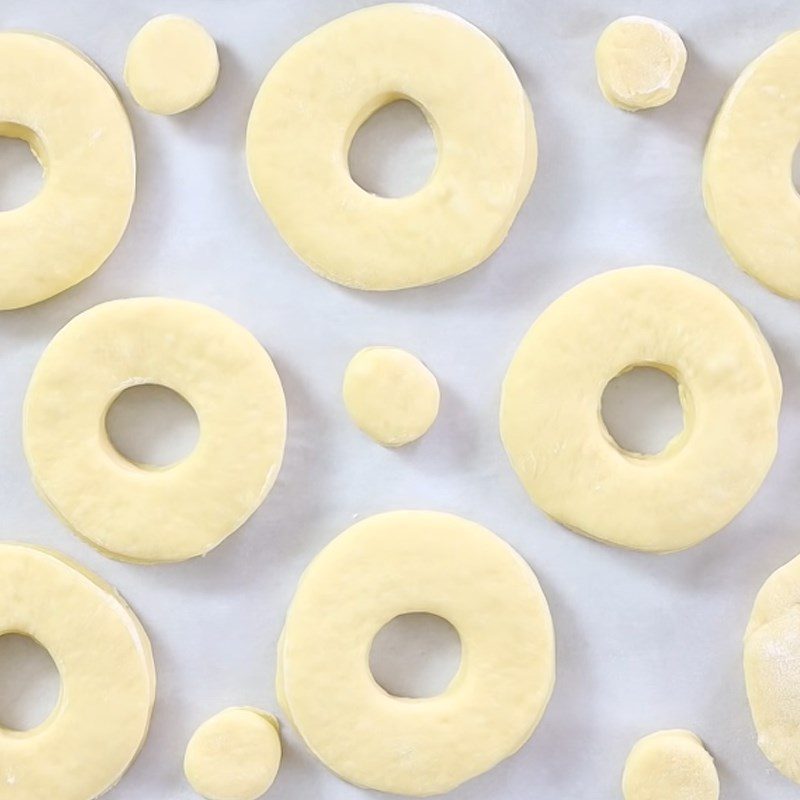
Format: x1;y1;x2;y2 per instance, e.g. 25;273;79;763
0;543;155;800
622;730;719;800
500;266;781;552
0;32;135;309
246;3;536;290
24;298;287;564
744;552;800;783
278;511;555;796
184;708;281;800
704;31;800;298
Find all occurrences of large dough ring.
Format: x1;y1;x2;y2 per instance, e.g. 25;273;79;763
0;32;135;309
246;3;536;291
0;543;155;800
24;298;286;564
704;31;800;298
277;511;555;796
500;266;781;552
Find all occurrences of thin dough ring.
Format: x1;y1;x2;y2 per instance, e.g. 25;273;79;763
0;32;135;309
246;3;536;290
500;266;781;552
0;543;155;800
278;511;555;796
23;298;286;564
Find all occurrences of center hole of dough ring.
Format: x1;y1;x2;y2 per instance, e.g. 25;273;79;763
601;365;685;456
0;32;135;310
23;298;287;564
106;384;200;468
278;511;555;796
369;613;462;698
500;266;781;553
0;633;60;732
348;99;438;198
246;3;536;291
0;127;44;211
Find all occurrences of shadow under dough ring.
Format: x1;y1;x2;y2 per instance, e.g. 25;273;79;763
0;543;155;800
23;298;286;564
0;32;134;309
500;266;781;552
277;511;555;796
246;3;536;290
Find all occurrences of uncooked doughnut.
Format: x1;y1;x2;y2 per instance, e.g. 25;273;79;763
622;730;719;800
0;543;155;800
0;32;134;309
24;298;286;564
595;16;686;111
342;347;440;446
744;552;800;783
184;708;281;800
125;15;219;115
704;31;800;298
278;511;555;796
247;3;536;290
500;266;781;552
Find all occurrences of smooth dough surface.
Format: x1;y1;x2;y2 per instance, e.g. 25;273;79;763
24;298;286;564
278;511;555;796
0;543;156;800
0;32;134;309
744;553;800;783
343;347;440;446
500;266;781;552
184;708;281;800
595;16;686;111
622;730;719;800
125;15;219;114
246;3;536;290
704;31;800;298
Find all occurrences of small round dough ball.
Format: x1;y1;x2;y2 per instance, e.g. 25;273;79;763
125;14;219;115
184;708;281;800
595;16;687;111
343;347;440;447
623;730;719;800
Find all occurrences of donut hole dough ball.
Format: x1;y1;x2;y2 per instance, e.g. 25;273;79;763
277;511;555;796
595;16;687;111
342;347;440;447
704;31;800;298
246;3;537;291
185;708;281;800
23;298;287;564
622;730;719;800
500;266;781;553
0;32;135;309
0;543;155;800
125;15;219;115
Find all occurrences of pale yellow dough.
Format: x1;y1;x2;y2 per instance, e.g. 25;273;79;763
744;553;800;783
0;543;155;800
0;32;134;309
704;31;800;298
343;347;439;446
246;3;536;290
24;298;286;564
184;708;281;800
622;730;719;800
125;15;219;115
595;16;686;111
500;266;781;552
278;511;555;796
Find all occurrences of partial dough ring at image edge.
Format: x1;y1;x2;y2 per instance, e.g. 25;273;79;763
278;510;555;796
500;266;781;553
0;543;155;800
0;31;135;309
